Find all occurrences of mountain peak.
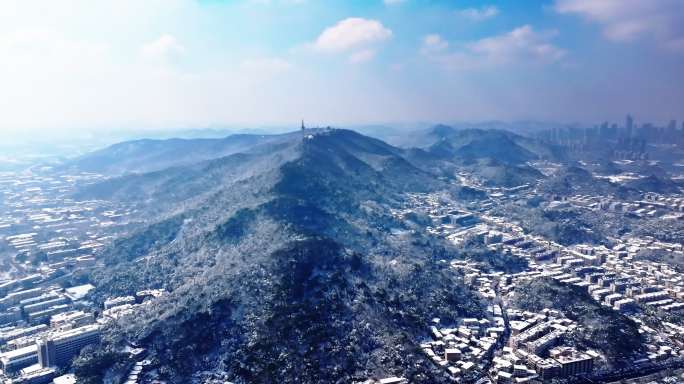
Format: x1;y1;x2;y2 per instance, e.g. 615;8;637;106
82;128;483;383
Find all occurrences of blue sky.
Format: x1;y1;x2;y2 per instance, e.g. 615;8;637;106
0;0;682;138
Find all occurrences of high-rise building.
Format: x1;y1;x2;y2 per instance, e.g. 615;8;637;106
625;114;634;137
599;122;608;139
36;324;100;368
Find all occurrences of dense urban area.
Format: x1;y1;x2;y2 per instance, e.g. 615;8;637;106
0;116;683;384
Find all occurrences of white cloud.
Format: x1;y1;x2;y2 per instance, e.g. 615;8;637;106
456;6;499;21
421;34;449;53
311;17;392;63
141;34;185;61
423;25;566;70
555;0;684;52
471;25;566;62
313;17;392;53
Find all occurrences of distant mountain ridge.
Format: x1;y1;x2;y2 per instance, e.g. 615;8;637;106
61;133;295;175
415;126;565;187
424;126;565;164
74;129;440;208
62;124;565;178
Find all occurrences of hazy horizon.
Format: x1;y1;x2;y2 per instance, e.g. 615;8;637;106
0;0;682;139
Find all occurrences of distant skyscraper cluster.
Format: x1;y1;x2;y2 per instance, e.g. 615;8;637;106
538;115;684;160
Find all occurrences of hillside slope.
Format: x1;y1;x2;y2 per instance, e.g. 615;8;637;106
511;278;644;368
81;129;484;384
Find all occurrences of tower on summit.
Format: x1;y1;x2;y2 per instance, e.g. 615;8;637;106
301;119;306;131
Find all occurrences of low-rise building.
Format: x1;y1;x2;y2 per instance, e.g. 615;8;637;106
0;345;38;374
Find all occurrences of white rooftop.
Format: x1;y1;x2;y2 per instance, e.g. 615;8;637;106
64;284;95;300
